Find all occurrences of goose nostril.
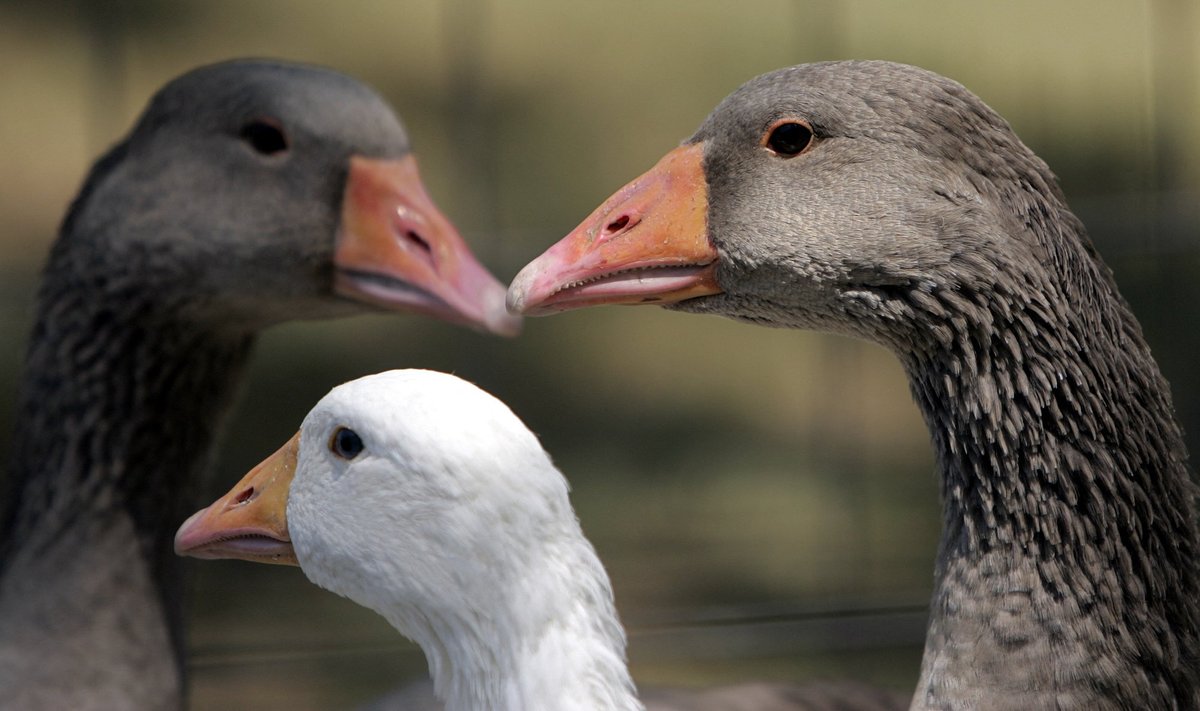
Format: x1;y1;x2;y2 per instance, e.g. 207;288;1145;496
234;487;255;505
604;215;631;234
403;230;433;256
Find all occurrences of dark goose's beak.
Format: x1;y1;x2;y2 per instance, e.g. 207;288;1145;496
507;143;721;316
175;433;300;566
335;155;522;337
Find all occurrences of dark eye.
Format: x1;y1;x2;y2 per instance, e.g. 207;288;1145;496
329;427;364;460
239;119;289;156
764;120;813;157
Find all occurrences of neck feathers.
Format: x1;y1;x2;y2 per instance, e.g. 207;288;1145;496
5;264;252;564
901;203;1199;706
1;256;253;702
384;528;642;711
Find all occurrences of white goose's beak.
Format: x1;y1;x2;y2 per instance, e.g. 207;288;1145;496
175;433;300;566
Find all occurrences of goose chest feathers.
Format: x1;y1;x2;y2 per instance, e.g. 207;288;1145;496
509;60;1199;709
0;59;518;710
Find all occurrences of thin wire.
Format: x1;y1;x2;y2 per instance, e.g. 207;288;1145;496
189;596;930;669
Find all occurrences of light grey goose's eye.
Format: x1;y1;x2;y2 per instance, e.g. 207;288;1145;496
763;119;814;157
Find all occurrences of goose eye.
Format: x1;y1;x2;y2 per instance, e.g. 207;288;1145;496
239;119;289;156
763;120;813;157
330;427;364;460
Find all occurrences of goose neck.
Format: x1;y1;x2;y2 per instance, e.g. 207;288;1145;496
0;271;254;705
899;278;1199;706
387;536;643;711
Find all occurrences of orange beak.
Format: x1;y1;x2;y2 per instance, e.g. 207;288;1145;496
174;433;300;566
506;143;722;316
335;155;521;336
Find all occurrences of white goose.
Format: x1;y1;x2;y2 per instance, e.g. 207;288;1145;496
176;370;903;711
177;369;641;711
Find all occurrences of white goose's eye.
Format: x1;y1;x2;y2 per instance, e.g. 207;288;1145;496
330;427;364;460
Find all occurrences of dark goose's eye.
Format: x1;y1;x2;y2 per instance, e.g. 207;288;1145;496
329;427;364;460
763;120;814;157
239;119;289;156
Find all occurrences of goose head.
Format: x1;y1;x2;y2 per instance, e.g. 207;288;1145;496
507;61;1074;347
64;59;519;335
175;369;573;632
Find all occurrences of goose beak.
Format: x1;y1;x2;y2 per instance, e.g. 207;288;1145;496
507;143;721;316
174;433;300;566
334;155;522;337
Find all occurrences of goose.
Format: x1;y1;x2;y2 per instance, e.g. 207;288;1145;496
176;369;905;711
507;60;1199;709
0;59;520;711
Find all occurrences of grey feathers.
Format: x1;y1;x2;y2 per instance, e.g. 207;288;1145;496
678;60;1198;708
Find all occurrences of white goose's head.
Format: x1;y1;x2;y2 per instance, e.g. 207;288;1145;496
175;369;576;632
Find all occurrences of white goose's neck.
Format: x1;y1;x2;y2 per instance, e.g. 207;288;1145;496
377;529;642;711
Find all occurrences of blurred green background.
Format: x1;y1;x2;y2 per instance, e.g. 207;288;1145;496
1;0;1197;708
